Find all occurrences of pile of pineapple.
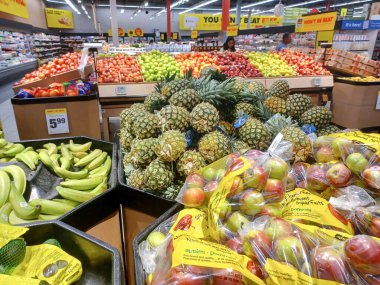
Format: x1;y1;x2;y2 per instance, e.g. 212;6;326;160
120;69;339;199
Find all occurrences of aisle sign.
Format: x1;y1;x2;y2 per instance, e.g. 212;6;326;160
45;108;69;135
172;32;178;40
108;27;125;36
341;20;367;30
0;0;29;19
227;25;238;36
191;30;198;39
340;8;348;17
45;8;74;29
369;20;380;29
298;12;337;32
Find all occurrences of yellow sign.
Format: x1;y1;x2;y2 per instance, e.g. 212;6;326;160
160;33;165;40
191;30;198;39
340;8;347;17
172;32;178;40
180;14;282;31
316;30;334;48
227;25;238;36
109;27;125;36
0;0;28;19
298;12;337;32
45;8;74;29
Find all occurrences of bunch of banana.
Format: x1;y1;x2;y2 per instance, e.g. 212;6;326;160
0;139;39;170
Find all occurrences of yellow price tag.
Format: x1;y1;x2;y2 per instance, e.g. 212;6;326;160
191;30;198;39
45;108;69;134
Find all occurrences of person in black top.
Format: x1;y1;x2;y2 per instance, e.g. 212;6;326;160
222;36;236;52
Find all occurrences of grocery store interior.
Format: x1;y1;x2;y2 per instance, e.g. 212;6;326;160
1;0;380;284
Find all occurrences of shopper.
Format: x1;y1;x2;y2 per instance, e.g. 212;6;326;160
276;33;292;51
222;36;236;52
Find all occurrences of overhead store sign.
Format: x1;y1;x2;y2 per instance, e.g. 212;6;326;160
369;20;380;29
297;11;337;32
108;27;125;36
0;0;29;19
179;14;282;31
45;8;74;29
227;25;238;36
127;29;144;37
341;20;367;30
283;8;308;24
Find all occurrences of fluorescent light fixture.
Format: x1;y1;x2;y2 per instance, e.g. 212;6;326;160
46;0;66;3
330;0;372;8
87;15;91;19
242;0;275;9
77;0;81;2
179;0;219;14
121;9;125;13
144;1;149;7
253;9;274;15
287;0;325;8
138;9;141;13
64;0;80;14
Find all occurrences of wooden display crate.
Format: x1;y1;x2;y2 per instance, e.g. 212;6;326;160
265;76;334;89
98;82;156;98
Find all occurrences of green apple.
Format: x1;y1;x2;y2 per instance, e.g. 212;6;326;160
225;212;249;233
332;138;352;158
202;167;216;181
264;158;288;180
147;231;166;248
345;152;368;174
275;236;305;268
239;190;264;216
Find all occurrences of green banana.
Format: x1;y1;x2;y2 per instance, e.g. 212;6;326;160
15;152;36;170
9;184;41;219
60;176;104;191
21;146;34;153
3;144;25;157
2;165;26;195
9;211;38;225
60;143;73;161
0;139;8;148
59;157;71;170
88;169;108;178
38;150;54;168
74;149;102;167
0;158;11;162
39;214;59;221
73;157;80;164
52;199;81;207
71;152;88;159
89;156;112;176
29;198;74;215
56;186;96;203
50;154;61;168
2;142;14;150
0;202;12;224
103;156;112;175
68;140;92;153
43;143;58;156
90;178;107;195
86;152;107;170
53;166;88;179
0;170;11;208
25;151;39;165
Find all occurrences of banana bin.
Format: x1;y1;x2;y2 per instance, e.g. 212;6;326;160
0;136;118;231
23;220;124;284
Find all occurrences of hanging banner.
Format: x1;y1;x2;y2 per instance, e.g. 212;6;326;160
191;30;198;39
0;0;28;19
298;11;337;32
284;8;308;24
109;27;125;36
45;8;74;29
341;20;367;30
127;28;144;37
369;20;380;29
227;25;238;36
180;14;282;31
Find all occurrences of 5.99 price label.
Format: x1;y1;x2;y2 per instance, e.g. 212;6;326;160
45;108;70;135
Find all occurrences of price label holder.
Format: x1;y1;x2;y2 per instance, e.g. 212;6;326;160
376;91;380;110
45;108;69;135
313;77;322;87
115;85;127;96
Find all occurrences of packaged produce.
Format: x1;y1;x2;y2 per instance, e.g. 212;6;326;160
15;81;92;98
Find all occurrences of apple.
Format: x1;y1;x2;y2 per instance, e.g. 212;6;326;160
371;218;380;238
264;217;294;240
239;190;265;216
263;179;285;202
332;138;353;158
275;236;305;268
355;208;380;238
226;237;243;254
225;212;250;233
263;158;288;180
204;180;219;200
326;163;353;187
247;259;263;279
363;165;380;190
170;265;208;285
186;173;205;188
226;176;244;197
243;230;271;259
259;203;282;217
286;173;296;191
243;166;268;190
147;231;166;248
202;167;216;181
212;268;244;285
219;199;232;220
306;165;329;192
314;136;331;149
344;235;380;275
182;188;205;207
345;152;368;174
215;169;226;181
316;147;335;163
311;247;349;283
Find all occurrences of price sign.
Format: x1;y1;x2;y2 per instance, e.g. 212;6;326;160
191;30;198;39
313;77;322;87
376;91;380;110
115;85;127;95
45;108;69;135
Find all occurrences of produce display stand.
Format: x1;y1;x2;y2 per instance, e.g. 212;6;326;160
332;79;380;129
11;95;101;140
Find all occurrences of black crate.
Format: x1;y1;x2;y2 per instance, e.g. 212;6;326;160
1;136;118;231
23;220;124;285
132;204;183;285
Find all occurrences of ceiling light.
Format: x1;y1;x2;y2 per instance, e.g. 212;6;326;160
179;0;219;14
64;0;80;14
130;16;133;19
88;15;91;19
242;0;275;9
138;9;141;13
287;0;325;8
330;0;372;8
144;1;149;7
77;0;81;2
121;9;125;13
81;4;85;9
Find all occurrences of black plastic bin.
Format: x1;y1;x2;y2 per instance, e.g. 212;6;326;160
132;203;183;285
24;220;124;285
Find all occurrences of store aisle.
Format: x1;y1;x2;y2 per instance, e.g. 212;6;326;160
0;78;21;141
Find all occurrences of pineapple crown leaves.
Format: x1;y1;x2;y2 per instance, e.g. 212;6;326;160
252;101;273;122
154;72;177;93
265;114;298;137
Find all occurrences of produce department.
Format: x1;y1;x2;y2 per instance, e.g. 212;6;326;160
0;0;380;284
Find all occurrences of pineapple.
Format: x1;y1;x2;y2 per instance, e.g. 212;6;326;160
190;103;219;134
232;77;249;93
127;169;145;189
286;94;313;118
231;140;250;154
144;92;167;113
198;131;231;163
266;80;290;100
144;159;173;191
120;108;148;131
317;124;341;136
119;128;134;151
169;89;202;111
301;106;332;128
248;81;265;95
124;138;157;168
158;105;190;132
161;184;181;200
264;97;289;115
161;79;191;98
132;113;160;139
177;150;206;177
233;102;255;118
130;103;146;111
237;118;271;150
218;121;235;135
155;130;187;162
200;66;218;77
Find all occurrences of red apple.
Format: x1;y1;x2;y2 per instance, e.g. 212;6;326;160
227;176;244;197
226;237;243;254
239;190;265;216
286;173;296;191
363;165;380;190
263;179;285;202
316;147;335;163
186;173;205;188
182;188;205;207
170;265;208;285
243;230;272;259
306;165;329;192
259;203;282;217
204;180;219;200
326;163;353;187
264;217;294;240
225;212;250;233
346;153;368;174
247;259;263;279
264;157;289;180
212;268;244;285
243;166;268;190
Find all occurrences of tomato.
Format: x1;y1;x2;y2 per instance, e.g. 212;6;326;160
48;89;60;97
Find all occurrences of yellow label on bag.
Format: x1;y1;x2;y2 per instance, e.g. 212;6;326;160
281;189;354;235
265;259;344;285
0;274;41;285
172;235;266;285
0;224;28;248
327;131;380;156
169;208;209;239
11;244;82;285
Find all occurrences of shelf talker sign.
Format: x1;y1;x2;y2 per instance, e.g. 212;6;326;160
0;0;28;19
191;30;198;39
297;11;337;32
127;28;144;37
109;27;125;36
45;8;74;29
227;25;238;36
45;108;69;135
